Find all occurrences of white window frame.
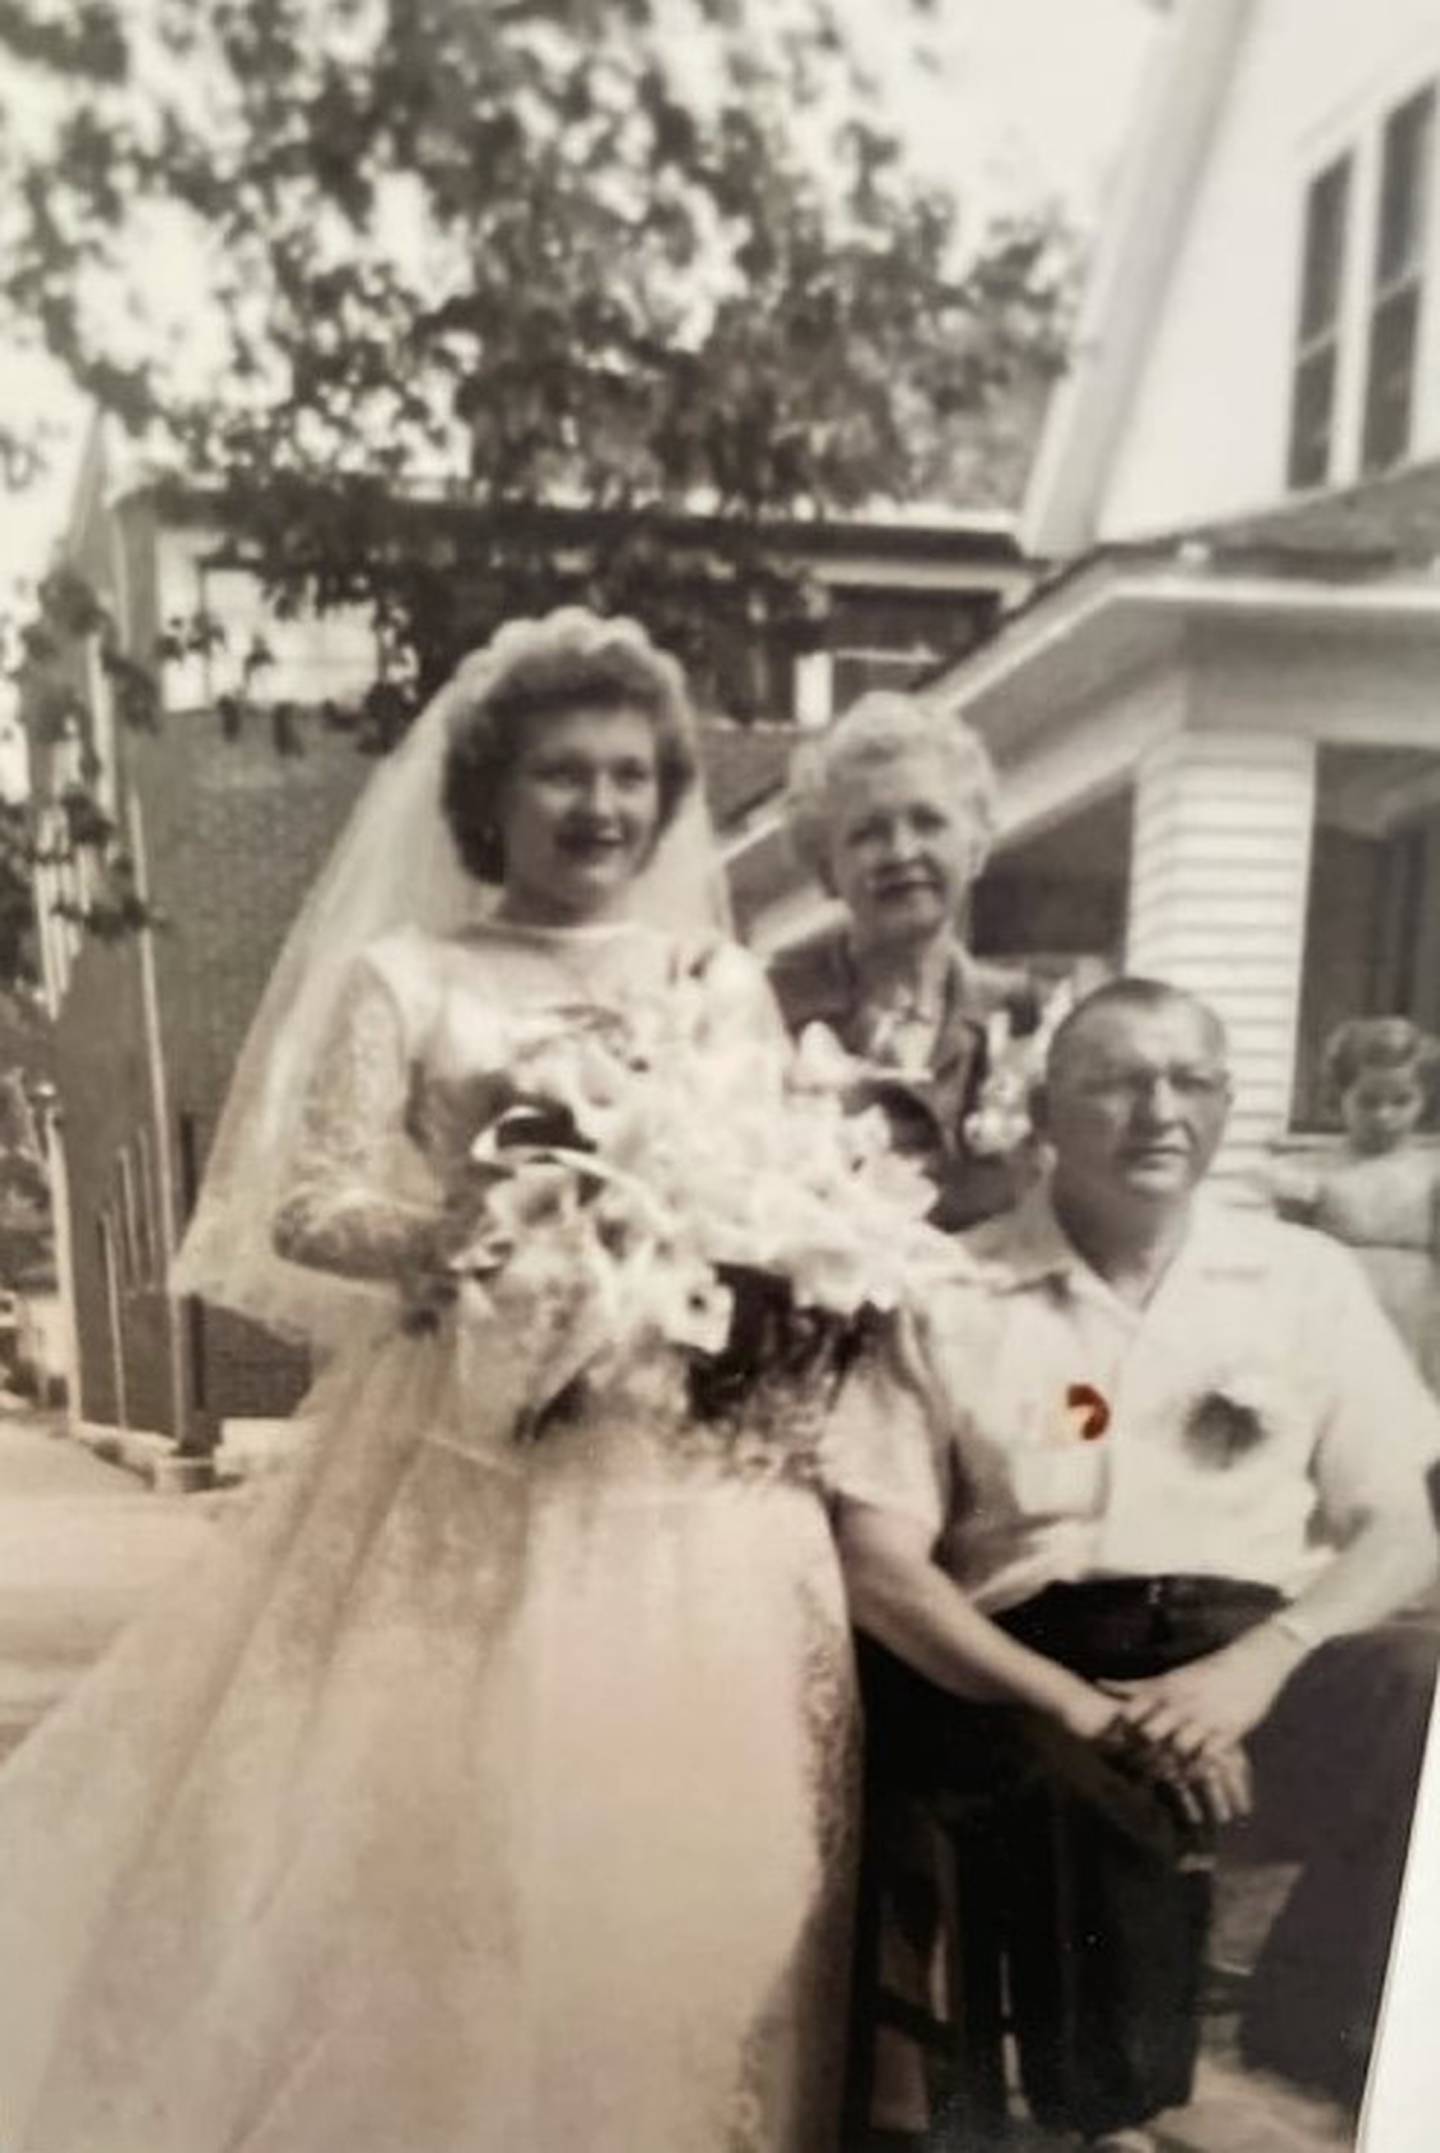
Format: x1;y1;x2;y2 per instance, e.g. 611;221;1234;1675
1286;151;1354;491
116;1146;141;1290
1288;48;1440;492
1360;81;1435;475
133;1125;160;1287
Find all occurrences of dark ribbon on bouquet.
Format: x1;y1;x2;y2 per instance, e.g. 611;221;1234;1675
685;1267;879;1426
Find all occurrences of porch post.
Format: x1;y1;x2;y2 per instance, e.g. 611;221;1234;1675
1126;731;1317;1188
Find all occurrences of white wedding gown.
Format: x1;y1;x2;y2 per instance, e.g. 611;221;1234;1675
0;921;858;2153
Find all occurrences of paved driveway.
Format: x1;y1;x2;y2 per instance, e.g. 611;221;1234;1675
0;1404;212;1760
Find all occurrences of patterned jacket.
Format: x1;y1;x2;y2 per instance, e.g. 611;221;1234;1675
766;919;1041;1233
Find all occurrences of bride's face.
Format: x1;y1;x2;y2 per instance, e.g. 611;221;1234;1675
498;704;663;921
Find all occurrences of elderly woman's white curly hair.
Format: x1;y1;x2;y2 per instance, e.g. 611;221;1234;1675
784;690;998;890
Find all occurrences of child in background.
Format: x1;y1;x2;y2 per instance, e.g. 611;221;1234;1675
1271;1016;1440;1395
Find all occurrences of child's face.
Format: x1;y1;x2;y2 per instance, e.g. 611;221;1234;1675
1341;1069;1427;1154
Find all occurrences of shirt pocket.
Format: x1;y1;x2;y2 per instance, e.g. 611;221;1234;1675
1010;1440;1109;1522
956;1340;1113;1528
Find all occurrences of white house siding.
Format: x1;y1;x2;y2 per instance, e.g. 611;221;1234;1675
1126;730;1316;1184
1100;0;1440;538
156;531;382;712
988;659;1184;849
1194;617;1440;752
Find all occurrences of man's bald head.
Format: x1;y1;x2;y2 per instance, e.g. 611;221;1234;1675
1046;979;1229;1090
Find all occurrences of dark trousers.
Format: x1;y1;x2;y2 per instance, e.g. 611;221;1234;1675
1236;1616;1438;2105
856;1580;1438;2138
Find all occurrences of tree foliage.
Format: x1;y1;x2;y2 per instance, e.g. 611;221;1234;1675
0;0;1071;718
0;567;161;968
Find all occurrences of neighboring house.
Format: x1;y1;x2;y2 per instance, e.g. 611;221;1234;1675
922;0;1440;1187
34;419;1024;1465
0;1054;60;1403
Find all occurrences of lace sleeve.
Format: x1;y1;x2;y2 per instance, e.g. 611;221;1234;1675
271;952;445;1284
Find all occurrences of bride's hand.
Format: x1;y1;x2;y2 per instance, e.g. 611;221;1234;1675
398;1258;460;1334
399;1164;523;1332
397;1209;480;1333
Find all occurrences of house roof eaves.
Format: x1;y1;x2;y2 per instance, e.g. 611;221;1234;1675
936;454;1440;696
931;553;1440;719
1177;454;1440;566
1021;0;1256;561
111;468;1023;566
60;412;111;558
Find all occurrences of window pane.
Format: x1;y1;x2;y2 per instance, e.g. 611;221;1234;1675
1297;155;1352;341
1362;285;1420;472
1376;84;1435;288
1287;343;1337;489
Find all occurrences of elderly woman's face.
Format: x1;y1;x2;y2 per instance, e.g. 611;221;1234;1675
824;749;983;946
498;704;661;921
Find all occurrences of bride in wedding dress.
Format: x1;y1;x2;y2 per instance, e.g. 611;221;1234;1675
0;611;878;2153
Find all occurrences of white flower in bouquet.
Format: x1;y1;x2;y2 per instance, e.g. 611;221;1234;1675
963;982;1075;1160
443;993;960;1432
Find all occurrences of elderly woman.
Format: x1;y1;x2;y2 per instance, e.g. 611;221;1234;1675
772;691;1048;2143
770;690;1039;1231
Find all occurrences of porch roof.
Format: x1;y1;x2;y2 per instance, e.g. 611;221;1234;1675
1181;456;1440;570
933;461;1440;746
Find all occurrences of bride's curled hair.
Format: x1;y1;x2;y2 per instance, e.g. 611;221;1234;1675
441;608;700;883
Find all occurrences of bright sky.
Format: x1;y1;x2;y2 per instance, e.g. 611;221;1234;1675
0;0;1160;597
844;0;1160;220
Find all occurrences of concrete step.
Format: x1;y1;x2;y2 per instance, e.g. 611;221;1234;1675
1155;2056;1352;2153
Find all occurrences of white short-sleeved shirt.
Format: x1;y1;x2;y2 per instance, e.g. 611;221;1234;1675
823;1189;1440;1615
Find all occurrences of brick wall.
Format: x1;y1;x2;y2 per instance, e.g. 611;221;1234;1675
54;703;373;1441
52;930;164;1430
144;709;374;1431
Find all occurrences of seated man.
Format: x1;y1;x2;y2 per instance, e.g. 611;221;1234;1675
827;977;1440;2148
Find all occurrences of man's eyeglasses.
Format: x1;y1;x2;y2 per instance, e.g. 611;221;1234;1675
1077;1064;1230;1106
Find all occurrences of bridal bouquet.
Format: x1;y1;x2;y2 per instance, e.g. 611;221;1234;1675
444;984;960;1436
